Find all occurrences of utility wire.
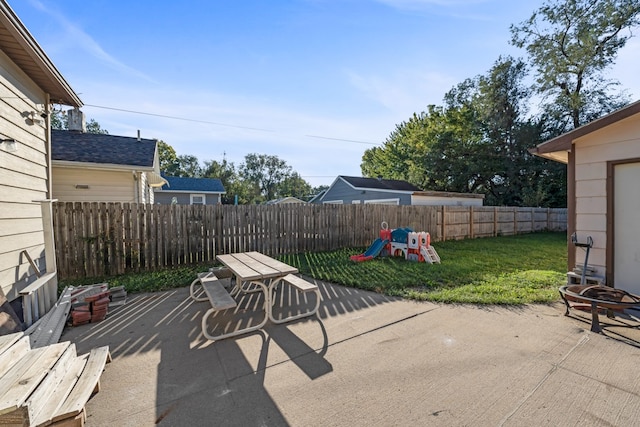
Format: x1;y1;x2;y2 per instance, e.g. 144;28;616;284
82;103;381;146
83;104;275;132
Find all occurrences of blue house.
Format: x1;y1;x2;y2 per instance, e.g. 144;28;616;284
155;175;226;205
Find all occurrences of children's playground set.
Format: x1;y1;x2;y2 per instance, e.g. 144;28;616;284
350;222;441;263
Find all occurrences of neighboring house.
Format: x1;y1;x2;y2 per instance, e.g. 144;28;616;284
264;197;307;205
313;176;484;206
530;100;640;295
51;113;167;204
0;1;82;325
155;174;226;205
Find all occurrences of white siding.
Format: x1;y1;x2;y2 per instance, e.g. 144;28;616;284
573;113;640;278
0;50;50;301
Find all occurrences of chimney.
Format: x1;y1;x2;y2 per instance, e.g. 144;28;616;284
137;130;141;141
67;108;86;132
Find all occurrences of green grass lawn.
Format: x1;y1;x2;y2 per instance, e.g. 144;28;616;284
279;231;568;304
60;232;568;305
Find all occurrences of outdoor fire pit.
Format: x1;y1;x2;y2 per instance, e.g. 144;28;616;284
559;284;640;333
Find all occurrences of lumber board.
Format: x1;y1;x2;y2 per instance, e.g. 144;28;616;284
0;342;70;415
30;354;87;427
24;343;78;426
52;346;110;422
0;336;30;379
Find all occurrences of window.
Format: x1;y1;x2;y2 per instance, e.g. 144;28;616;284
364;198;400;205
323;200;343;204
190;194;206;205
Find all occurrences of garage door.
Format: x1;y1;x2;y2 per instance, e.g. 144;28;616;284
614;162;640;294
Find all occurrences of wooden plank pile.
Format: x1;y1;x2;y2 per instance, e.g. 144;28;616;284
0;332;111;426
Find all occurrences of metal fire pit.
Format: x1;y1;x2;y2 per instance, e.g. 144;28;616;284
559;284;640;333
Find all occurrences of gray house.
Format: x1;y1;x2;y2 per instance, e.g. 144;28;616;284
155;175;226;205
313;176;485;206
313;176;422;205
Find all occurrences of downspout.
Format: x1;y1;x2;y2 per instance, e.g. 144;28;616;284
41;94;57;275
567;146;576;273
133;171;139;203
45;94;52;198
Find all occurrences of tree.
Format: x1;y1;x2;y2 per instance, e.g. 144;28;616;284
360;56;567;207
239;154;293;202
278;172;312;200
202;156;254;204
510;0;640;130
157;140;179;174
86;119;108;134
174;155;203;177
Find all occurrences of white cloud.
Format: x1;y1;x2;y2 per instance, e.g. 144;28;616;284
26;0;153;82
345;67;456;115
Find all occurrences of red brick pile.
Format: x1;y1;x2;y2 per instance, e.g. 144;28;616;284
70;290;110;326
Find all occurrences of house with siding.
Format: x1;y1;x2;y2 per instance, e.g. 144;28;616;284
51;115;167;204
313;176;483;206
530;100;640;295
155;174;226;205
0;1;82;326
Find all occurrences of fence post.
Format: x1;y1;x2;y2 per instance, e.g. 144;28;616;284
513;207;518;235
441;206;446;242
469;206;474;239
493;207;498;237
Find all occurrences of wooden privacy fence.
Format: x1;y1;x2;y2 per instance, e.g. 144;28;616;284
52;202;567;280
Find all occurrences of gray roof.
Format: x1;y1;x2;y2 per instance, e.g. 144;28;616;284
51;130;157;168
340;176;422;192
160;175;225;193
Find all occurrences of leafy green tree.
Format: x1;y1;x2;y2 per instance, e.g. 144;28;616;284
239;154;293;202
202;157;254;204
510;0;639;130
85;119;108;134
174;155;203;177
361;110;439;189
157;140;179;174
278;172;312;199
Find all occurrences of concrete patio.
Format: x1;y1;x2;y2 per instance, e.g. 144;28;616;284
60;279;640;426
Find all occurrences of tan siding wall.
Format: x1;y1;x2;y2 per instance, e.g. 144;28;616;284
52;167;137;202
573;113;640;278
412;195;484;206
0;50;49;301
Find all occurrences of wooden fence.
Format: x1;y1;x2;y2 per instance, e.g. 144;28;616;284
52;202;567;280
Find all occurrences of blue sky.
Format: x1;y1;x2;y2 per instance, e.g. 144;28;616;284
10;0;640;187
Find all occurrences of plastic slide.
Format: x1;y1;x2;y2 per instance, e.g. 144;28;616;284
350;238;389;262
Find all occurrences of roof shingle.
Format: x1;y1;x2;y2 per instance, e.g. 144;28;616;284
51;130;157;168
340;176;422;192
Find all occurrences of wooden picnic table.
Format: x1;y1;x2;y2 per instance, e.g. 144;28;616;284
191;252;320;340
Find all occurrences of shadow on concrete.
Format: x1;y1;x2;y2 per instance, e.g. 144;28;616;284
61;279;399;425
562;306;640;348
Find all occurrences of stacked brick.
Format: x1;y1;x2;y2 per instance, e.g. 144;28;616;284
67;283;127;326
70;290;110;326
